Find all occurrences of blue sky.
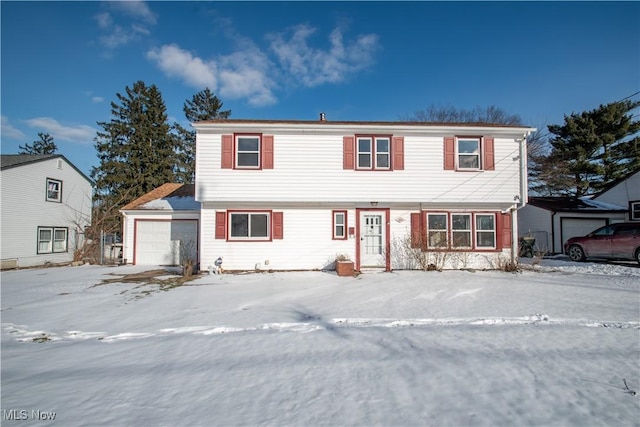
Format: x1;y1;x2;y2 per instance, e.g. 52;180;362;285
2;1;639;177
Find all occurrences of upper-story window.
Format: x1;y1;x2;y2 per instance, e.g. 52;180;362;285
356;137;391;170
457;138;480;170
236;136;260;168
344;135;404;171
221;134;274;170
46;178;62;202
444;136;494;171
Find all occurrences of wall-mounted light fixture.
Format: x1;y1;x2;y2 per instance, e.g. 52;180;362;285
370;201;378;207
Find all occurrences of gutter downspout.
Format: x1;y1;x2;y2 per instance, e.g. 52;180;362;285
510;132;532;265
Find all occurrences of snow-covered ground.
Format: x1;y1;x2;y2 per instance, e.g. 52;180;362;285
1;258;639;426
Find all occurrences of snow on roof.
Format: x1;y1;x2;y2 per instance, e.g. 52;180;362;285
120;183;198;211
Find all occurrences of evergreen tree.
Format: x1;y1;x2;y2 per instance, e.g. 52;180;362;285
91;81;177;206
174;88;231;183
19;132;58;154
530;99;640;197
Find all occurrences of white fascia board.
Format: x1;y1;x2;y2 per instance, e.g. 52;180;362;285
193;122;536;138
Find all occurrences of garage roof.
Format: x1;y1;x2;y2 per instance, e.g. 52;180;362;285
121;183;198;210
528;196;627;213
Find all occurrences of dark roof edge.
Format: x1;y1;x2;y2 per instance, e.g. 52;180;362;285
1;154;93;185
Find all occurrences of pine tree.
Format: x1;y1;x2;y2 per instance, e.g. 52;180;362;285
530;99;640;196
19;132;58;154
174;88;231;183
91;81;178;205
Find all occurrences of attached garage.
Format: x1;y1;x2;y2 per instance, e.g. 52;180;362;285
120;183;200;267
134;219;198;265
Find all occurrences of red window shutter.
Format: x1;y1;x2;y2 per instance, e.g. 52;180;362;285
498;212;512;249
215;211;226;239
444;137;455;170
392;136;404;170
484;137;495;171
343;136;355;170
221;135;233;169
272;212;283;239
410;212;423;249
262;135;274;169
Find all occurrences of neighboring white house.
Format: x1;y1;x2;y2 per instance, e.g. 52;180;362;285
518;168;639;254
120;183;199;266
185;118;535;272
1;154;93;268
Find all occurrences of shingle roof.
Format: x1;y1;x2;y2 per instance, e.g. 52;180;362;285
1;154;93;184
194;118;528;128
528;196;627;213
1;154;60;169
120;183;196;210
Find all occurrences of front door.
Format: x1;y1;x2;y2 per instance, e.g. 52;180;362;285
359;211;387;268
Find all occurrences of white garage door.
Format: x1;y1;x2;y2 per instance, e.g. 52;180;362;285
561;218;607;249
135;220;198;265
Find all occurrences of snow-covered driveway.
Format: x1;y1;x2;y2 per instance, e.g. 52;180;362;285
1;260;639;426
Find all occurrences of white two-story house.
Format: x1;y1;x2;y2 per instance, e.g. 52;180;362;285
191;117;535;272
1;154;93;269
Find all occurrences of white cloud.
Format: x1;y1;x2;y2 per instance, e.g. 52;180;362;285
147;44;276;107
95;1;156;50
24;117;96;145
1;116;27;140
110;1;157;25
92;96;104;103
268;24;380;87
147;44;218;89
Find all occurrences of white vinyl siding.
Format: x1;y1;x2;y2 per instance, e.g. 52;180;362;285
1;157;91;267
196;131;523;205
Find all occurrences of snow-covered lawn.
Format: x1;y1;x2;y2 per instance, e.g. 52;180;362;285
1;259;639;426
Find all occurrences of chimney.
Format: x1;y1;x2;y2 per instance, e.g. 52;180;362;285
319;112;326;122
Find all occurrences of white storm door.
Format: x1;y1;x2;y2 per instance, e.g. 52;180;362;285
360;212;386;267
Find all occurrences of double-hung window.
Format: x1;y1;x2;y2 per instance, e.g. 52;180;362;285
333;210;347;240
46;178;62;202
229;212;270;240
357;136;391;170
457;138;481;170
37;227;68;254
427;214;448;248
476;215;496;248
452;214;472;248
236;136;261;169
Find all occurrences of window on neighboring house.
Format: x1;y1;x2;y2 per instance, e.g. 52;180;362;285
630;201;640;221
457;138;481;169
476;214;496;248
229;212;270;240
333;210;347;240
37;227;68;254
46;178;62;202
356;136;392;170
236;136;261;168
427;213;448;248
452;214;472;248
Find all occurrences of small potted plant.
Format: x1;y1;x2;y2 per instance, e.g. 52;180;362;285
335;254;354;277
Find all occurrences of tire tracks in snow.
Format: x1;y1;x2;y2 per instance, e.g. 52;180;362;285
3;315;639;344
